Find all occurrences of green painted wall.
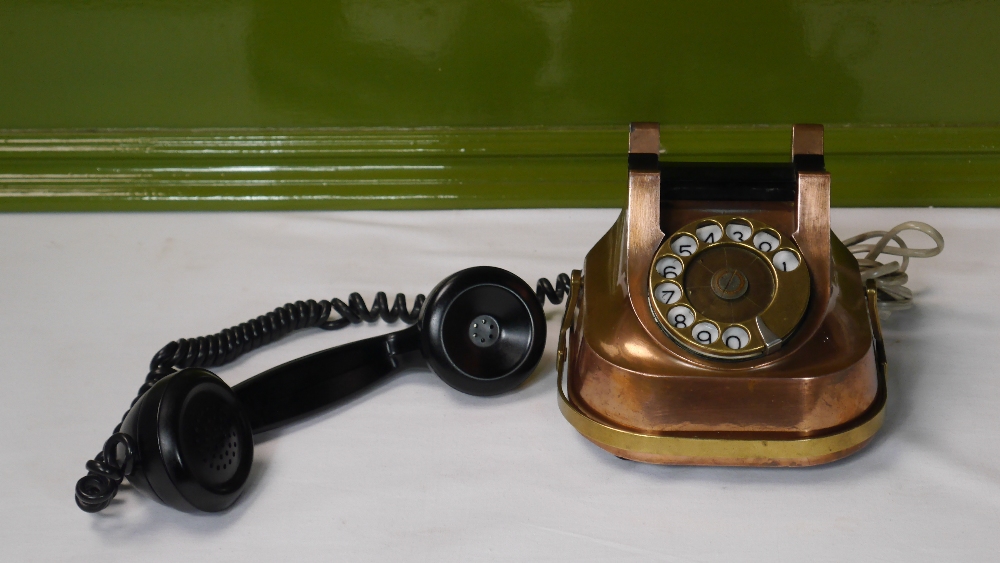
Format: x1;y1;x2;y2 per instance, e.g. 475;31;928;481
2;1;999;209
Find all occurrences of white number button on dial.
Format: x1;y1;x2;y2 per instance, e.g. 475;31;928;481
667;306;695;329
655;256;683;278
691;322;719;344
695;224;723;244
721;326;750;349
753;231;780;253
772;250;801;272
654;282;682;304
725;222;752;242
670;235;698;257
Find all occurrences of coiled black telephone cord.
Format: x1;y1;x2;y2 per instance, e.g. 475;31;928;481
75;274;571;512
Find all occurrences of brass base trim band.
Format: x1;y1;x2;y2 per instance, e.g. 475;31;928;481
557;384;885;466
555;271;888;466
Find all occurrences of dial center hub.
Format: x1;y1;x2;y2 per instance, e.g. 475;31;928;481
468;315;500;348
711;268;749;300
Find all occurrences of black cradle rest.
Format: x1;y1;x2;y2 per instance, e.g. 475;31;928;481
75;266;571;513
627;125;825;205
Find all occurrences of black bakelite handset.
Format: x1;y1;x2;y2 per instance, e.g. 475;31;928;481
235;265;546;431
76;266;556;513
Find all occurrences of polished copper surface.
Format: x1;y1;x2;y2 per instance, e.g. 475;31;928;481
574;224;876;434
792;123;825;156
558;269;887;467
629;122;661;154
792;171;832;337
563;122;881;465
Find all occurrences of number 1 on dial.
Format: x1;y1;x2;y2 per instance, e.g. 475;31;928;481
772;250;801;272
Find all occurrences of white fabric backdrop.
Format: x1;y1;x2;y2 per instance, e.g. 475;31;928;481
1;208;996;562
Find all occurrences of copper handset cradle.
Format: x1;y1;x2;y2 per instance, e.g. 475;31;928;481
558;123;887;466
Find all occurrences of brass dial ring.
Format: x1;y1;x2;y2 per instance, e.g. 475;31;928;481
648;215;811;359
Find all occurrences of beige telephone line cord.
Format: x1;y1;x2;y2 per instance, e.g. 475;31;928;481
842;221;945;316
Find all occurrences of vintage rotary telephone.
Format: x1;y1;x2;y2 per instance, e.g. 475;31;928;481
75;266;571;512
555;123;942;466
76;123;943;514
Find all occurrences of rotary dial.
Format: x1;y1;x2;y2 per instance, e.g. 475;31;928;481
648;216;811;360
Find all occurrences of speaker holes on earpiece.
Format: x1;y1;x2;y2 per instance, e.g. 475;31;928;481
468;315;501;348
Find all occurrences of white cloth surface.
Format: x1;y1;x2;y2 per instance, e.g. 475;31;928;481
0;208;996;562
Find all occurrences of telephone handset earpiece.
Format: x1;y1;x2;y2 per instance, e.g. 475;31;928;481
234;265;547;433
76;266;555;513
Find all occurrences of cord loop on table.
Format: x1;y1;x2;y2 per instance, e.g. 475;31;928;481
842;221;944;316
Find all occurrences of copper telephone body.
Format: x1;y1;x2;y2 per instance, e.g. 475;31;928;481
558;123;886;467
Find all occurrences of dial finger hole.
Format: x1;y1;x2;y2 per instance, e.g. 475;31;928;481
721;326;750;349
670;235;698;257
655;256;683;279
753;230;780;253
654;282;683;305
667;305;694;329
772;249;801;272
695;223;723;244
725;221;752;243
691;322;719;345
